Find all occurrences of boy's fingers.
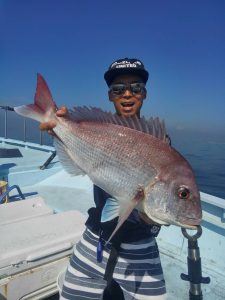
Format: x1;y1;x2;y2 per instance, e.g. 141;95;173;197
39;122;48;131
39;106;68;135
39;120;57;131
56;106;69;117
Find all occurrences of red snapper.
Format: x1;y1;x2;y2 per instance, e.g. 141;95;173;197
14;74;202;242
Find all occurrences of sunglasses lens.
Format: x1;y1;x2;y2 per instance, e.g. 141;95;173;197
110;84;125;95
130;83;144;94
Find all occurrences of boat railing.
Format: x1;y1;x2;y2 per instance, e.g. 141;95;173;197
200;192;225;232
0;105;44;145
0;184;25;204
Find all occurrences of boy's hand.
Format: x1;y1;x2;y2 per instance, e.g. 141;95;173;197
39;106;69;136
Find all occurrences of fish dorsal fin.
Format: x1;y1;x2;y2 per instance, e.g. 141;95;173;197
70;106;167;141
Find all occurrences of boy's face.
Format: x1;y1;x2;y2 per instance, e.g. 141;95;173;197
108;74;147;117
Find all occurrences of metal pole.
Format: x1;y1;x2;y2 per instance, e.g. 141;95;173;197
5;109;7;139
40;130;43;145
23;118;26;142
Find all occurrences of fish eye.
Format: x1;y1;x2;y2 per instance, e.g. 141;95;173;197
178;186;190;199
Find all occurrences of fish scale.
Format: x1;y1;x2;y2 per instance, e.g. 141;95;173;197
54;122;155;202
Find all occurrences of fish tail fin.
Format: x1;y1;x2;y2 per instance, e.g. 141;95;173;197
14;73;58;123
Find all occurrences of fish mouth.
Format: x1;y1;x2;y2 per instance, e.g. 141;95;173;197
170;215;202;229
177;215;202;228
144;205;202;229
161;220;200;230
177;222;199;230
144;210;201;229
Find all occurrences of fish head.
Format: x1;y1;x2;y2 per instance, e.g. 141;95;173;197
144;159;202;229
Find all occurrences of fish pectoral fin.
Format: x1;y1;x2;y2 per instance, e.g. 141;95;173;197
54;139;86;176
104;201;139;246
101;198;120;222
105;187;145;246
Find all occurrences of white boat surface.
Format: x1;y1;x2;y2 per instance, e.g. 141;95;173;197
0;117;225;299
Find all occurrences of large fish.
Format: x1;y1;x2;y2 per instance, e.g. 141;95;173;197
15;74;202;242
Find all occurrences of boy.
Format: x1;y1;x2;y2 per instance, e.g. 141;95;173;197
41;58;167;300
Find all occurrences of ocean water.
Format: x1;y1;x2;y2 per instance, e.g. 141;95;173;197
1;110;225;199
169;129;225;200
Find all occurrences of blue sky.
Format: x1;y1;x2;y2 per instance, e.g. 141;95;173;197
1;0;225;134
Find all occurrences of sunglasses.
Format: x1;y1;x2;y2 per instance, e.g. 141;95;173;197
109;82;145;96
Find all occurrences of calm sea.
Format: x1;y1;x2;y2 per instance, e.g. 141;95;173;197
169;129;225;200
1;110;225;199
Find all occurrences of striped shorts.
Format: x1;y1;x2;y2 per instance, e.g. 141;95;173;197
60;228;166;300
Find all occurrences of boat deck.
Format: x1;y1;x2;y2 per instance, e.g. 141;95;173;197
1;138;225;299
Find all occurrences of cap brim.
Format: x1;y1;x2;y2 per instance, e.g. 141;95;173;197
104;68;149;86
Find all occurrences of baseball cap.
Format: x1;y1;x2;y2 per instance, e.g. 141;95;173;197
104;58;149;86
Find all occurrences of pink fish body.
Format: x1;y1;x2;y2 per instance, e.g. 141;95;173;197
15;74;202;241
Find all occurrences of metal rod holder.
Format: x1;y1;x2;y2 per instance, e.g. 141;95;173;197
181;226;210;300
